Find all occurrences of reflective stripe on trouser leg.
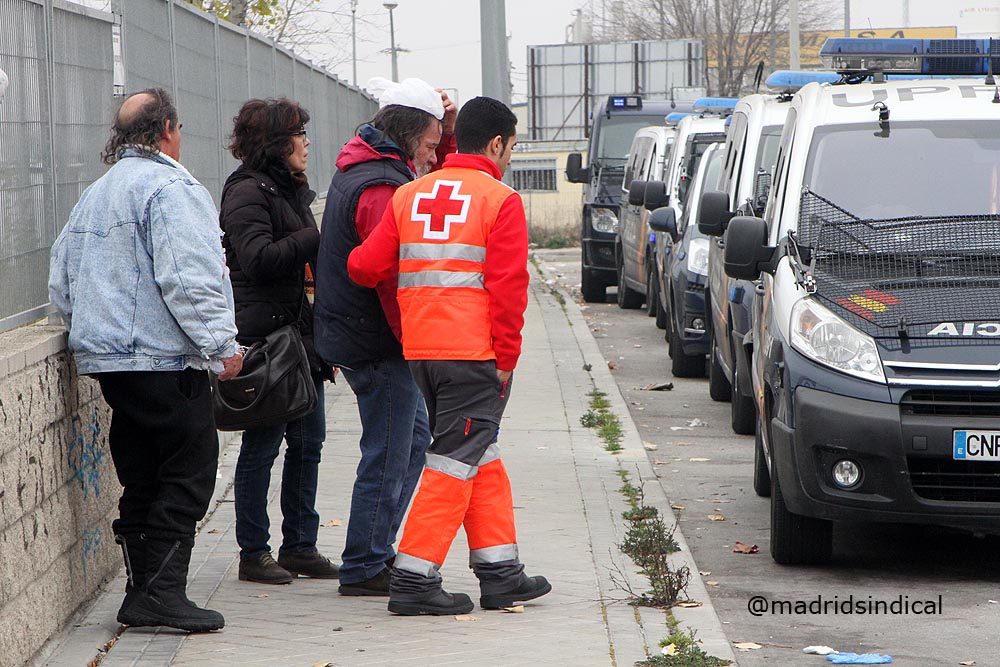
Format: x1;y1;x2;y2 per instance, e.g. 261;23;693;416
465;458;518;565
396;468;473;574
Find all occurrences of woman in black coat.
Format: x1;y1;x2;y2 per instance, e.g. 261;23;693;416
220;98;337;584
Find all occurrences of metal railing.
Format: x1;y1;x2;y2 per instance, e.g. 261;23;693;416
0;0;376;333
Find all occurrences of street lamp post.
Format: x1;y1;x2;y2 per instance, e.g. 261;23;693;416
384;1;399;82
351;0;358;86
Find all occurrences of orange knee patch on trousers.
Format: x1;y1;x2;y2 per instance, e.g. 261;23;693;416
465;459;516;551
398;468;473;566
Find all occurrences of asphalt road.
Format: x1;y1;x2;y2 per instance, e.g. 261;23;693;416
533;247;1000;667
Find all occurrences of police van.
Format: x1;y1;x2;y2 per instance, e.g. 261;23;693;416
615;123;678;310
619;102;732;312
566;95;691;302
724;38;1000;564
699;72;838;435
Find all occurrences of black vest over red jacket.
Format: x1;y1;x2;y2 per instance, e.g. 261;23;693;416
313;147;412;368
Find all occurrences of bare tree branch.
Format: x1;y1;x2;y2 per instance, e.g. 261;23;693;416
576;0;825;96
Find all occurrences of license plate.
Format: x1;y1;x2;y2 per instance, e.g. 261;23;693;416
953;430;1000;461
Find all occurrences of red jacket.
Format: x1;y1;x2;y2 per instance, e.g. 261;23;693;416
347;153;529;370
335;131;457;340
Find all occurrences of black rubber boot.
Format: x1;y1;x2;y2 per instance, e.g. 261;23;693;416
118;536;225;632
387;567;474;616
114;533;146;623
475;560;552;609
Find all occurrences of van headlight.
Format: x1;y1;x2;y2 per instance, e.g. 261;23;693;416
790;298;885;384
687;238;709;276
590;207;619;233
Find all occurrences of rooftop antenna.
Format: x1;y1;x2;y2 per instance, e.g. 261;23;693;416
753;61;765;92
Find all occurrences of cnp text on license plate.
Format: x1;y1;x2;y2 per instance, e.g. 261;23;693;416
953;430;1000;461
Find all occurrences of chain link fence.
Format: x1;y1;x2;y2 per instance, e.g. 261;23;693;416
0;0;376;333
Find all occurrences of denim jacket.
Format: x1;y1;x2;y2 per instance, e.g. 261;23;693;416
49;148;239;374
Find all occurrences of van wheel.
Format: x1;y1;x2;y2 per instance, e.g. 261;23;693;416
616;254;643;309
770;470;832;565
670;321;706;378
708;334;731;401
581;265;607;303
645;265;658;317
654;291;668;330
731;361;756;435
753;421;771;498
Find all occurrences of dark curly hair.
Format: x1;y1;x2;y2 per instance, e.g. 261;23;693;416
367;105;439;158
228;98;310;171
101;87;178;165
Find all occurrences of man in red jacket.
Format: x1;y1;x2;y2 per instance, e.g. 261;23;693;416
348;96;551;616
314;78;457;597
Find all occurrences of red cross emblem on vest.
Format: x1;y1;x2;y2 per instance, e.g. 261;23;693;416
411;179;472;240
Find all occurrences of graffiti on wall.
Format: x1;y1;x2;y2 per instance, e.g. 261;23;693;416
68;408;104;499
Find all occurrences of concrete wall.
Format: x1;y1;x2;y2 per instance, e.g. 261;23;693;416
0;326;117;667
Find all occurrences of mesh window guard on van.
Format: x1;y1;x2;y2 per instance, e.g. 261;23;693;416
790;189;1000;341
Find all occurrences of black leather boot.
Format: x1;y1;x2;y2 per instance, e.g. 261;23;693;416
118;536;225;632
387;567;474;616
475;559;552;609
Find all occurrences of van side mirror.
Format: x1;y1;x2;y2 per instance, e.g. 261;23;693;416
643;180;670;211
724;216;777;280
698;191;733;237
565;153;589;183
647;207;678;243
628;180;648;206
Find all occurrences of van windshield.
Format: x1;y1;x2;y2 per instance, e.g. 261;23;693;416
804;120;1000;218
595;117;664;168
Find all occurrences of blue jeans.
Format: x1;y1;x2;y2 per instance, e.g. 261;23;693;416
234;375;326;558
340;357;431;584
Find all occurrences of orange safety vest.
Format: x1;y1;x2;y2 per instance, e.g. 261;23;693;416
388;166;516;361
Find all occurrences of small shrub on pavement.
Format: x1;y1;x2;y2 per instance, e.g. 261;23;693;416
635;627;731;666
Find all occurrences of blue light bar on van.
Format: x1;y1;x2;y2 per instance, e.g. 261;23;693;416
692;97;739;113
820;38;999;76
608;95;642;110
665;112;692;123
765;70;841;92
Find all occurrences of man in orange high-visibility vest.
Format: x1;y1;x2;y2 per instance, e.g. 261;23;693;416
348;96;551;616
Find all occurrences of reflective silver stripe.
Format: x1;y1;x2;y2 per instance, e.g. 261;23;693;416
398;271;485;290
400;243;486;263
477;443;501;467
469;544;519;565
395;553;442;578
425;453;478;480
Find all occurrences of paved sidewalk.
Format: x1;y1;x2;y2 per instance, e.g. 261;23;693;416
41;266;736;667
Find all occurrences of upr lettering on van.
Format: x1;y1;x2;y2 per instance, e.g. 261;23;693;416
927;322;1000;336
831;85;999;108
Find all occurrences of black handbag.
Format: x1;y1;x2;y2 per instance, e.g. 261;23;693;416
211;323;317;431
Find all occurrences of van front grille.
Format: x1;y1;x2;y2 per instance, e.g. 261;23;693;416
901;390;1000;418
908;457;1000;503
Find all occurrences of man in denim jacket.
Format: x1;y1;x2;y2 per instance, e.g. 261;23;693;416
49;88;242;633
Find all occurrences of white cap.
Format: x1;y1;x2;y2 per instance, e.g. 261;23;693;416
0;68;8;104
367;76;444;120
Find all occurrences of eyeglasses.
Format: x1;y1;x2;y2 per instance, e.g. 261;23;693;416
291;129;308;138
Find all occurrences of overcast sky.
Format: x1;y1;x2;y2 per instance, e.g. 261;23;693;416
328;0;1000;106
65;0;1000;105
328;0;585;105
